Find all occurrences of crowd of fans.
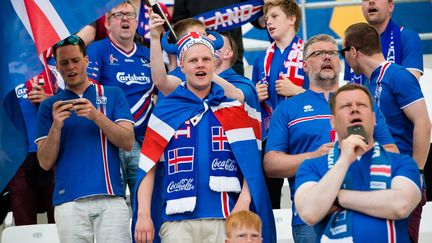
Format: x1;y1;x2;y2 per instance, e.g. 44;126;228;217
1;0;430;243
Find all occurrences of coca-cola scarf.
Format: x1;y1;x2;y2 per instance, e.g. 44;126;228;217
162;104;243;215
132;82;276;243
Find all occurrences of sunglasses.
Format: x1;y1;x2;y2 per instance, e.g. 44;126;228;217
339;46;354;58
55;35;80;48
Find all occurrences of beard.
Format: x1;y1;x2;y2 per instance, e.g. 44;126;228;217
312;70;339;90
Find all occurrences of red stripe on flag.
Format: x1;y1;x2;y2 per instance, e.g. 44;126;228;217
213;106;252;131
249;116;262;141
141;128;169;163
24;0;60;55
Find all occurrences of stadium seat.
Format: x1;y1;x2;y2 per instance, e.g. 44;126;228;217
273;208;294;243
420;202;432;243
1;224;59;243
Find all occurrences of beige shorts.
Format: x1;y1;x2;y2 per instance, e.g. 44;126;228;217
160;218;226;243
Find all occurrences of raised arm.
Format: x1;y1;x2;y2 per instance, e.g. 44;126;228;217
212;73;244;103
149;12;181;96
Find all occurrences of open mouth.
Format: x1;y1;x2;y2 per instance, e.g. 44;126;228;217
368;7;378;13
67;72;77;78
121;23;130;29
321;63;333;71
350;118;363;125
195;71;207;77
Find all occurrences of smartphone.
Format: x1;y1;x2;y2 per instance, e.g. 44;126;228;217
347;125;368;144
60;99;77;106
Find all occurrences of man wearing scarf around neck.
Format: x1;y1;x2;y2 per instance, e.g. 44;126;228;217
295;84;421;243
342;22;431;243
132;12;275;243
344;0;423;84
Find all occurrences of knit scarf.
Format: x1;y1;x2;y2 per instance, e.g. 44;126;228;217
139;82;258;213
261;36;305;133
321;142;391;242
162;104;243;215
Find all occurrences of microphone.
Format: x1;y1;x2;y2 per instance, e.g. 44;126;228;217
148;0;178;43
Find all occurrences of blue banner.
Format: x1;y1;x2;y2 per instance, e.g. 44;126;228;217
194;0;264;31
0;0;123;192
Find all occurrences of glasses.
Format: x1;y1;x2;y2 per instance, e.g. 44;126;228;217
55;35;80;48
339;46;352;58
109;12;137;20
305;50;339;60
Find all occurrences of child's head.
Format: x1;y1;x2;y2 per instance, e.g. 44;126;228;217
225;211;262;243
263;0;301;33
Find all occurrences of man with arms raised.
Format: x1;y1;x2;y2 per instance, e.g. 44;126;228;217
132;13;275;243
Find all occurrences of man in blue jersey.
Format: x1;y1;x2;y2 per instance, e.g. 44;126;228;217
264;34;398;243
36;35;135;242
344;0;423;84
86;1;154;203
5;80;55;226
295;84;421;243
132;19;275;242
252;0;307;209
342;22;431;243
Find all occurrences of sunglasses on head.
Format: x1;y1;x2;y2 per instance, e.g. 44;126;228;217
55;35;80;48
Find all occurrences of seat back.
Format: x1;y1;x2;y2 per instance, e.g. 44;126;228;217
1;224;60;243
273;208;294;243
420;202;432;243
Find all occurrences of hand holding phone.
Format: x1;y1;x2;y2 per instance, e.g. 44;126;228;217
347;125;368;144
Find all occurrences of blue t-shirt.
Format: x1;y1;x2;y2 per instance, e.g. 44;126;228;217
368;62;424;156
344;20;423;83
295;149;421;243
265;89;394;226
86;38;154;142
35;84;134;206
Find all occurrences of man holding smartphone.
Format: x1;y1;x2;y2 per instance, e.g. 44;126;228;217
263;34;398;243
35;35;134;242
295;84;421;242
342;23;431;242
